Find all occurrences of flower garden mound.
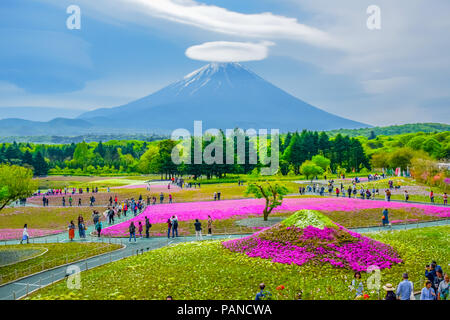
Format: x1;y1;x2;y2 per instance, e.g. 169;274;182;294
223;210;402;272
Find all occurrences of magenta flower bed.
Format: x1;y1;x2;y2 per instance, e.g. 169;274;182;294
0;229;63;240
101;197;450;236
223;223;402;272
112;184;183;192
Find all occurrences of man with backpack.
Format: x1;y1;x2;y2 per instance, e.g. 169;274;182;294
145;217;152;238
171;215;178;238
129;222;136;242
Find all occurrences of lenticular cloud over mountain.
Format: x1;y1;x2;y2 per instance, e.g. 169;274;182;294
185;41;274;62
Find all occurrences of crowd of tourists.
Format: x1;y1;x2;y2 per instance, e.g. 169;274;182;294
300;178;447;205
348;261;449;300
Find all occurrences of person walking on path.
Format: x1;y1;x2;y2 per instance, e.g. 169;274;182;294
194;219;203;240
396;273;414;300
160;192;164;204
69;196;73;207
217;192;221;200
62;197;66;207
95;220;102;238
145;217;152;238
78;198;82;206
382;283;397;300
171;215;178;238
169;194;172;204
382;208;390;227
430;190;434;203
420;280;436;300
207;215;213;236
404;190;409;202
20;224;29;244
167;218;172;239
68;221;75;241
444;193;448;205
77;214;85;239
129;222;136;242
138;221;143;238
92;210;100;225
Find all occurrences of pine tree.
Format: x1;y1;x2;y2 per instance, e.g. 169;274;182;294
33;152;49;176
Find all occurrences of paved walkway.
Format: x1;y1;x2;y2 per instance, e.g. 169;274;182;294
0;233;244;300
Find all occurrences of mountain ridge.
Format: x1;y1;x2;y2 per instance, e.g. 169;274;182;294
78;62;369;131
0;62;370;136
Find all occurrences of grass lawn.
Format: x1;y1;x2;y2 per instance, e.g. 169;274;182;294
0;242;122;284
27;225;450;300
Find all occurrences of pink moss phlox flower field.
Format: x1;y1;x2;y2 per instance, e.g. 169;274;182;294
101;197;450;236
112;184;183;192
0;229;63;240
222;218;403;272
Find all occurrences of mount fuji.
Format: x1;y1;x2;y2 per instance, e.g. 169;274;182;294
0;63;369;137
78;62;369;132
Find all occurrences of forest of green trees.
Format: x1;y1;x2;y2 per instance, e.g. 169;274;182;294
0;129;448;178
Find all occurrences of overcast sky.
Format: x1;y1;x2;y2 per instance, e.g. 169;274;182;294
1;0;449;126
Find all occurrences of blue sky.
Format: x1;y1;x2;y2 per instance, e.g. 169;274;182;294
0;0;449;126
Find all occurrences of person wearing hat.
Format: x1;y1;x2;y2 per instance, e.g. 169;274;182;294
382;283;396;300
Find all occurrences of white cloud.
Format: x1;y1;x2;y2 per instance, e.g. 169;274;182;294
59;0;334;48
0;81;25;94
185;41;274;62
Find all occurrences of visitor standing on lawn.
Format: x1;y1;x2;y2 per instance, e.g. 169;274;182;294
433;271;444;294
382;283;397;300
20;224;29;244
194;219;203;240
350;271;364;299
68;221;75;241
438;273;449;300
444;193;448;205
420;280;436;300
396;273;414;300
430;190;434;203
255;283;271;300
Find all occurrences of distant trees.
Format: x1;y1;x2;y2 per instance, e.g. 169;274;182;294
300;161;323;181
0;164;37;211
0;128;447;178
